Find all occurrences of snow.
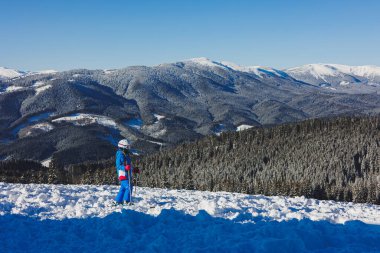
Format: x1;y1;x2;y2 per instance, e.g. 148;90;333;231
0;67;24;79
287;64;339;81
221;61;287;78
185;58;287;78
0;67;57;80
146;140;165;146
0;81;52;96
23;70;58;78
35;69;58;75
104;69;117;74
33;81;53;94
0;183;379;252
286;63;380;81
236;124;254;131
10;112;53;137
4;85;24;92
186;57;228;69
41;158;52;168
33;81;45;87
25;70;58;76
153;113;165;121
184;59;380;82
24;123;54;136
148;128;167;138
329;64;380;78
35;84;52;95
52;113;118;128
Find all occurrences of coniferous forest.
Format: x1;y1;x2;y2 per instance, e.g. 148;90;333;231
139;116;380;204
1;116;379;204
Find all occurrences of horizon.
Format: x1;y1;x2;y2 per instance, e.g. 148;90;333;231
1;0;380;71
2;57;380;73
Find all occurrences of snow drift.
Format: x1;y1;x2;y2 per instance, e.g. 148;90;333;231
0;183;379;252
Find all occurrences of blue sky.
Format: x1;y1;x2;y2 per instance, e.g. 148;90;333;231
1;0;379;71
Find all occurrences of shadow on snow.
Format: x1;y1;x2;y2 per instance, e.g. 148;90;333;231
1;209;380;253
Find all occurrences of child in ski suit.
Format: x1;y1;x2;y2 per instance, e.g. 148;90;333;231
114;139;139;204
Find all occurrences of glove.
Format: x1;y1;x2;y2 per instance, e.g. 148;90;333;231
133;167;140;174
125;165;131;171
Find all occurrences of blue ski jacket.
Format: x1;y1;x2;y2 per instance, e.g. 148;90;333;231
115;149;133;181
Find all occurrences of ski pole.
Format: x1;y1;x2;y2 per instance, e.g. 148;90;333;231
128;167;132;204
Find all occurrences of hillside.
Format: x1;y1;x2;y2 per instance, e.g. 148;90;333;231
139;116;380;204
1;59;380;166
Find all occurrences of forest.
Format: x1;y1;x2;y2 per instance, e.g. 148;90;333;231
1;116;379;204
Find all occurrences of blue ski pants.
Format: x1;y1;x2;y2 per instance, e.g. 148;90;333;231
115;180;133;203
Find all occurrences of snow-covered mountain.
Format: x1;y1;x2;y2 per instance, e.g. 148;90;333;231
3;60;380;87
185;58;380;89
186;57;290;79
1;182;379;252
1;59;379;166
0;67;26;80
0;67;57;80
285;63;380;87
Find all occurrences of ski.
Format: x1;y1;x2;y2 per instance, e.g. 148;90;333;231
109;201;134;207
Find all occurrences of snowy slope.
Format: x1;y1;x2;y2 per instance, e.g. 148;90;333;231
285;63;380;87
52;113;118;128
184;59;380;87
221;60;289;78
1;183;379;252
287;64;380;79
185;57;289;78
0;67;57;81
0;67;25;80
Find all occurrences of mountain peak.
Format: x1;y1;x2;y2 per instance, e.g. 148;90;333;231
185;57;227;69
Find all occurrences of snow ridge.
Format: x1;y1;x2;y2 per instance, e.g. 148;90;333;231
185;58;287;78
286;63;380;79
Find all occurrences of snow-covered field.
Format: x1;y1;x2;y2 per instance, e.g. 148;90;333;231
52;113;118;128
0;183;379;252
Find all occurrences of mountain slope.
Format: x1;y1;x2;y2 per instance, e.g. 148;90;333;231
285;63;380;89
139;116;380;204
0;67;25;80
0;60;379;166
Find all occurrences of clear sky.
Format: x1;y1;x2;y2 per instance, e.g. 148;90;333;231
1;0;379;71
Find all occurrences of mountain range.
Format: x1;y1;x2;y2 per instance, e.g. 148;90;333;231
0;58;379;166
